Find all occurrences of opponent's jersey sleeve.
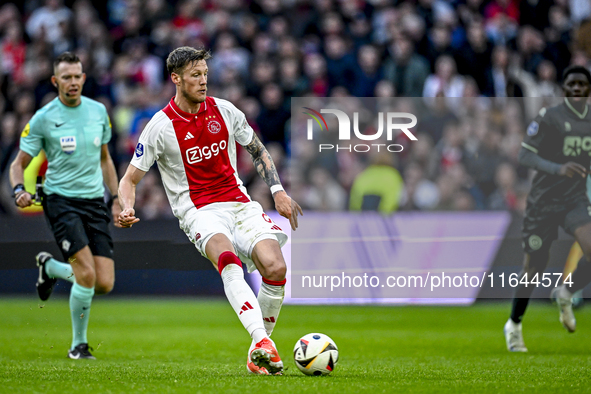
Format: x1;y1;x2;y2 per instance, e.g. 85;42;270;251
19;113;44;158
214;98;254;146
130;112;166;172
522;108;551;155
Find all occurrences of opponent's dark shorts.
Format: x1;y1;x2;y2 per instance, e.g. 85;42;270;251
42;194;114;260
522;197;591;254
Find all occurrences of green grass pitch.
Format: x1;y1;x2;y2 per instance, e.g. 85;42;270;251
1;298;590;393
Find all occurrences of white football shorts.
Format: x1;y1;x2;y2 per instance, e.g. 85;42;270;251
180;201;288;273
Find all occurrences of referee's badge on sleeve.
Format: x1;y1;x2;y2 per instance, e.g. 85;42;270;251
527;121;539;136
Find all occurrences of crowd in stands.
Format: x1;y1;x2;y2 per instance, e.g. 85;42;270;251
0;0;589;217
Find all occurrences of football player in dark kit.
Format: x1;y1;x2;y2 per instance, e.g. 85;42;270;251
504;65;591;352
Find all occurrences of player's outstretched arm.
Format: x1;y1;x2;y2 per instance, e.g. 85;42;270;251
118;164;147;228
244;134;303;230
9;150;34;208
101;144;122;227
518;147;586;177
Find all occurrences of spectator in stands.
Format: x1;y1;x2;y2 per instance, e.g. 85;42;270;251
399;161;440;211
484;45;513;97
125;38;164;92
434;119;467;173
302;53;329;96
536;60;562;98
209;32;250;84
171;0;207;47
304;167;347;211
465;127;504;197
1;21;26;85
516;26;546;76
26;0;72;47
351;44;383;97
423;55;465;99
383;35;431;97
487;161;519;210
423;22;454;71
323;35;356;91
349;151;404;214
484;0;519;45
543;5;571;76
247;59;276;99
420;95;459;144
0;112;18;174
257;83;289;150
454;19;493;93
279;58;308;97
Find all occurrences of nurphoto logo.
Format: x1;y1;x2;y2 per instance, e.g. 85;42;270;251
303;106;418;153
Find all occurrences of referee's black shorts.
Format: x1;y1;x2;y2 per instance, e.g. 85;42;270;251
42;193;114;260
522;197;591;255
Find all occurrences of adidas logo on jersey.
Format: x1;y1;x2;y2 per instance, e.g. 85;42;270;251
184;132;195;140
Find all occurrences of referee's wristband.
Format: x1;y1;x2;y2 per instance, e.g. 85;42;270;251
12;184;25;198
270;185;284;195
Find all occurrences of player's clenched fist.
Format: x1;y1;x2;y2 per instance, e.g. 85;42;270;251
14;192;33;208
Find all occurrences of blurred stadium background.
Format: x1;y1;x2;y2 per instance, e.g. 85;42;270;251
0;0;588;297
3;2;591;392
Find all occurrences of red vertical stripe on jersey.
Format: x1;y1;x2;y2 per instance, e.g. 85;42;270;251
162;97;250;209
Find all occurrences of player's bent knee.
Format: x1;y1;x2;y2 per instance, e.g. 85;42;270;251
95;280;114;295
74;265;96;285
261;261;286;282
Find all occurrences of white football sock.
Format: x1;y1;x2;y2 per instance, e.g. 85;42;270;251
257;280;285;337
221;263;266;338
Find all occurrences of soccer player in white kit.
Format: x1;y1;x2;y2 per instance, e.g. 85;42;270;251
118;47;302;375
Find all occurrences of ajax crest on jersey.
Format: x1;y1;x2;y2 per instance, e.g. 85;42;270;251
293;333;338;376
208;120;222;134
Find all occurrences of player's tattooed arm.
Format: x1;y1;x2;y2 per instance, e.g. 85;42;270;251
244;133;281;187
244;133;304;231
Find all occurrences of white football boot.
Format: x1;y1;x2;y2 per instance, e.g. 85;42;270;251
504;319;528;352
551;285;576;333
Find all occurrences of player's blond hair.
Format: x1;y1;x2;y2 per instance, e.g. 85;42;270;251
166;47;211;76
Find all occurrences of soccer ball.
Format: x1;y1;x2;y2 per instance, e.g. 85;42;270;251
293;333;339;376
